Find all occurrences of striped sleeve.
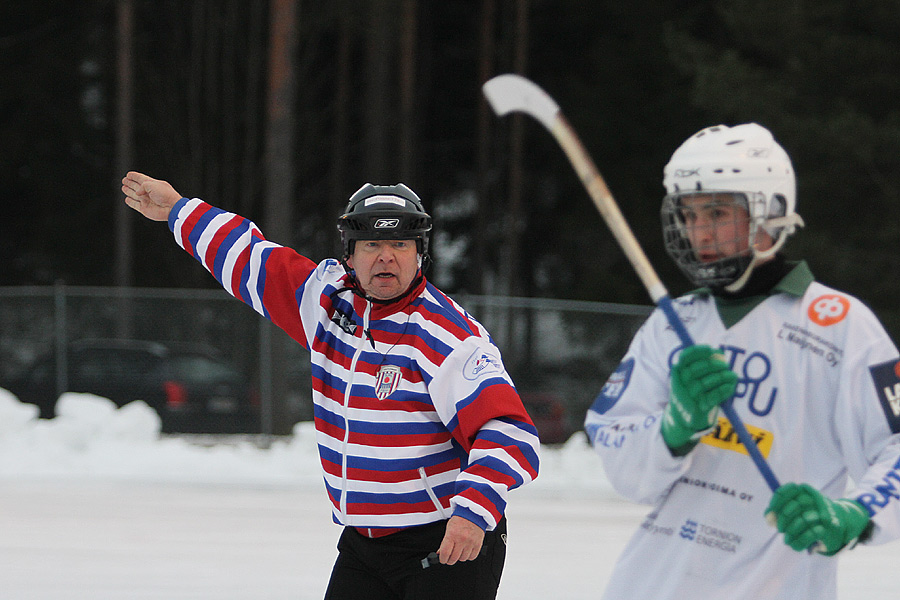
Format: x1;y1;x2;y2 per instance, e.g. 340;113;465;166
429;336;540;530
168;197;318;348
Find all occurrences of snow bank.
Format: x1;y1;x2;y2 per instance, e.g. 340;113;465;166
0;388;617;497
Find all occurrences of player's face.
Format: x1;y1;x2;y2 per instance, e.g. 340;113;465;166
347;240;420;300
678;193;761;263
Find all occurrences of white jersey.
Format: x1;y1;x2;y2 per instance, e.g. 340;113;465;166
585;264;900;600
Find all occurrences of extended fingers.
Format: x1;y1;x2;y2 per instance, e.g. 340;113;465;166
122;171;147;191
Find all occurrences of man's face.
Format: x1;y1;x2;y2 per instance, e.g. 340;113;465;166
347;239;420;300
678;193;772;263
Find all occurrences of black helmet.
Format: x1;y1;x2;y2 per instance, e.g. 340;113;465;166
337;183;433;258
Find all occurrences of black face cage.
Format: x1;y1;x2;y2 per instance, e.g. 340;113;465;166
660;193;754;289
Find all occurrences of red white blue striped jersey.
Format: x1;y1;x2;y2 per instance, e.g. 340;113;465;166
168;197;540;533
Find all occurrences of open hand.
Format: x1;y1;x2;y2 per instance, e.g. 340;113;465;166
122;171;182;221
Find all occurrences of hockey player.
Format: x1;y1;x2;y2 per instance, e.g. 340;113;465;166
584;123;900;599
122;172;540;600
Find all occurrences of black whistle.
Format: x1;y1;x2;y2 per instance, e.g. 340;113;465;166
420;552;440;569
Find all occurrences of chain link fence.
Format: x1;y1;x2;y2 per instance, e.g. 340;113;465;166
0;285;651;441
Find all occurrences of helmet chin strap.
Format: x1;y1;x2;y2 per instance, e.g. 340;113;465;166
724;253;764;293
723;216;801;293
338;255;428;305
761;213;805;238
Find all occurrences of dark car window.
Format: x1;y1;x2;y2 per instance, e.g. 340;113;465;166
73;349;164;387
6;341;258;432
165;355;241;385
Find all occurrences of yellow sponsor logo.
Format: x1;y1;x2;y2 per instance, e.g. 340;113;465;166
700;417;773;458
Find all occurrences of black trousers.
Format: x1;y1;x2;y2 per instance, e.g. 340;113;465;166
323;518;507;600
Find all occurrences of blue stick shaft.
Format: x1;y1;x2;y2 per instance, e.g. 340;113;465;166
657;296;781;492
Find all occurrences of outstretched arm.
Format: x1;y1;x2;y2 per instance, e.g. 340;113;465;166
121;171;182;222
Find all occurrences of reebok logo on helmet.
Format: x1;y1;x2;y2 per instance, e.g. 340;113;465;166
374;218;400;229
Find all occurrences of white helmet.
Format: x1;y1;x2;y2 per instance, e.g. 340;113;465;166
661;123;804;291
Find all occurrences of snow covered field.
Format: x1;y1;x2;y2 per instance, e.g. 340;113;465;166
1;390;897;599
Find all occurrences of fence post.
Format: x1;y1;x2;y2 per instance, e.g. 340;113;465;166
259;319;274;440
53;281;69;400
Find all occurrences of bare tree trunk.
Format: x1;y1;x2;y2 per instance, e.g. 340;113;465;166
263;0;300;435
474;0;497;295
189;3;206;193
329;8;352;253
507;0;528;298
503;0;529;363
365;0;392;179
240;1;266;217
399;0;417;183
204;1;222;201
264;0;299;245
221;0;239;211
114;0;134;337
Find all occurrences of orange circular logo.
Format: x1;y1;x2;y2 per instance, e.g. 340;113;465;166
807;294;850;326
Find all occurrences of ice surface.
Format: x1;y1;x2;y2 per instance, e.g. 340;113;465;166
0;389;896;599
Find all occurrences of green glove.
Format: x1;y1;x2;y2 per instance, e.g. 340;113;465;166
765;483;872;556
661;344;737;454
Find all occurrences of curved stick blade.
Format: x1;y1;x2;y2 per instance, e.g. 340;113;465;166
482;74;560;131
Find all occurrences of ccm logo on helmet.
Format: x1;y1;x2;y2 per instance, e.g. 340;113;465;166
674;168;700;178
374;218;400;229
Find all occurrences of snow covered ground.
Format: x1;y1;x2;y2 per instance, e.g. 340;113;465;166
1;390;898;599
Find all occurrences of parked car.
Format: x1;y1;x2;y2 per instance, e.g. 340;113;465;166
150;344;260;434
520;391;572;445
2;339;259;434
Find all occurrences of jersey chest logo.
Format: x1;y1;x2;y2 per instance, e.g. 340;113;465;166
375;365;403;400
807;294;850;326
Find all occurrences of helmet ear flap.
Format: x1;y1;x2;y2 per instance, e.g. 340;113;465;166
343;238;355;260
767;195;787;220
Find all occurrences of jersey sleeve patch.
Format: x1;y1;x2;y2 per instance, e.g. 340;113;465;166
590;358;635;415
870;358;900;433
463;347;504;381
